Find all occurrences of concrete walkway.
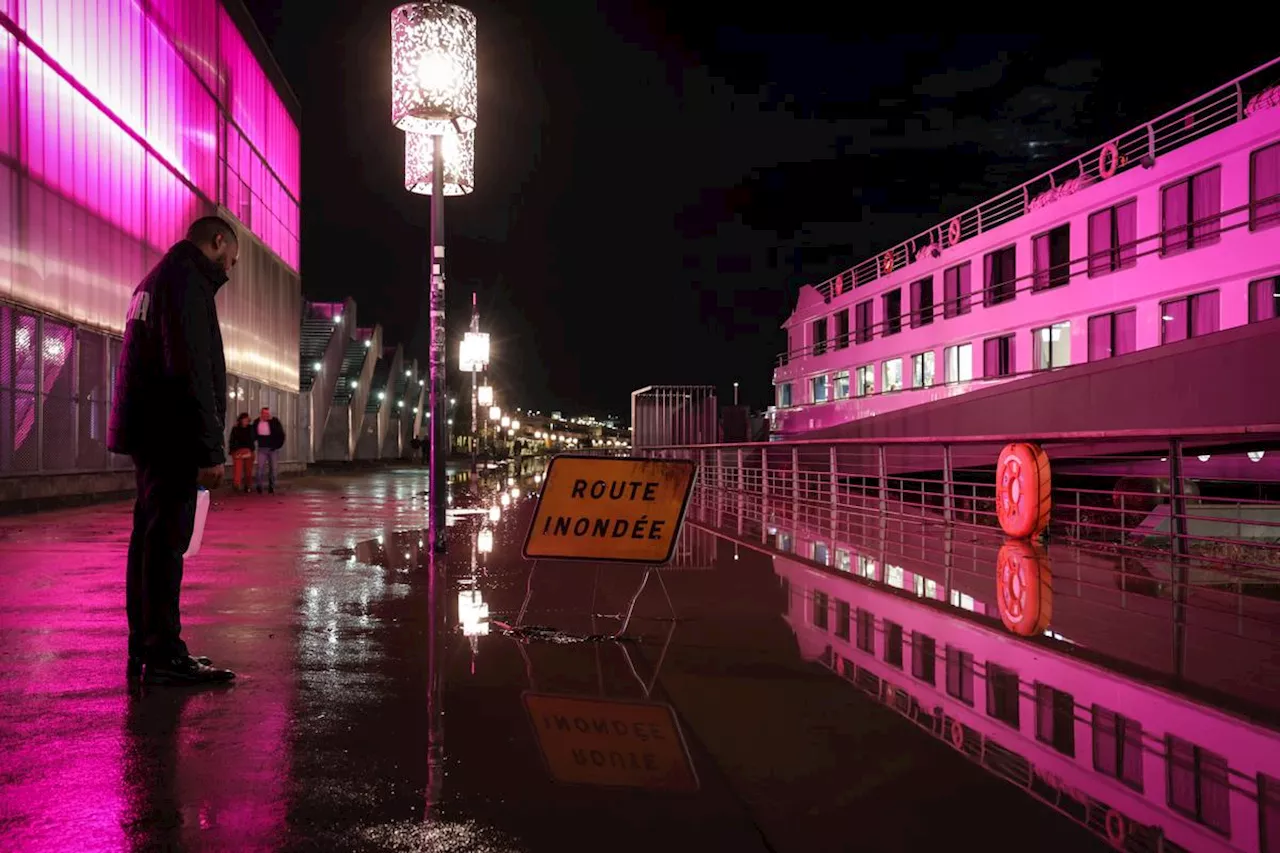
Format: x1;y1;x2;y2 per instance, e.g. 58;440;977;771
0;467;1105;852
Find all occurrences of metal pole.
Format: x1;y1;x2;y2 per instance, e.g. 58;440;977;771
429;133;448;553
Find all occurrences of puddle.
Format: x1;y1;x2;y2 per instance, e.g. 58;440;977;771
491;622;640;644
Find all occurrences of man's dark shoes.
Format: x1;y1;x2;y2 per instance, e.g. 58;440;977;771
128;653;213;677
139;655;234;684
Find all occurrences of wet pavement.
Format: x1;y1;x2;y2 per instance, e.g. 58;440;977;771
2;464;1265;851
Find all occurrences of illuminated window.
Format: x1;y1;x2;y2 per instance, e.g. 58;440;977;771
1161;166;1222;256
1087;309;1137;361
1249;277;1280;324
833;370;850;399
855;300;873;343
882;358;903;392
912;351;935;388
944;343;973;384
1033;322;1070;370
1031;224;1070;291
855;365;874;397
910;276;934;327
810;374;829;403
1250;141;1280;231
776;382;792;408
1088;199;1137;277
812;317;828;356
943;262;972;317
1161;291;1219;345
983;334;1014;378
983;245;1016;306
882;289;902;336
834;309;850;349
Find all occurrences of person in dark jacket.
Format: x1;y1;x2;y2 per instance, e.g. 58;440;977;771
108;216;239;685
251;406;286;493
228;413;255;492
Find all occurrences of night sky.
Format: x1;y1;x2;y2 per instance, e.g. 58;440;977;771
241;4;1275;416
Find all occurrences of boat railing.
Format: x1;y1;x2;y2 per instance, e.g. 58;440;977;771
801;56;1280;305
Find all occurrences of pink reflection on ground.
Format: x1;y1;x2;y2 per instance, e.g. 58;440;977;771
0;505;293;851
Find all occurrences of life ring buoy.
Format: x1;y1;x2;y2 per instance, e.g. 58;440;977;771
996;442;1052;539
1104;810;1126;847
995;539;1054;636
881;252;894;275
949;719;964;749
1098;142;1120;179
948;217;961;246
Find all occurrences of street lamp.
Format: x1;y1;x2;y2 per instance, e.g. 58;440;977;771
391;1;478;553
458;318;490;469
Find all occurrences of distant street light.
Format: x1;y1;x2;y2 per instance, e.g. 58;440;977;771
391;1;478;553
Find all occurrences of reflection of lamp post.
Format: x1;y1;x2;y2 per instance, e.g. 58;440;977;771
459;296;490;470
392;2;478;553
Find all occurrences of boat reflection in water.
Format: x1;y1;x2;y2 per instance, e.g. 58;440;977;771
695;490;1280;853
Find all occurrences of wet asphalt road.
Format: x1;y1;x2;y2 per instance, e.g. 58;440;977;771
0;466;1107;852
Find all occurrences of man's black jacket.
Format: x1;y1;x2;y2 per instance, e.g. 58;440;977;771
252;417;286;451
108;240;228;468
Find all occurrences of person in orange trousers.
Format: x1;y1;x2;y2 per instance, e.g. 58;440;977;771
228;412;255;492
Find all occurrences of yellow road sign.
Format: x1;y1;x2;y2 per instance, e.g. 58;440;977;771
522;455;697;564
522;692;699;792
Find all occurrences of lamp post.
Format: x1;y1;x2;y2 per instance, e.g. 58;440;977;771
392;2;477;552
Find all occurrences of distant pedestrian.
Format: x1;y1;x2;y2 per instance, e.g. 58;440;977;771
228;413;254;492
108;215;239;685
252;406;286;493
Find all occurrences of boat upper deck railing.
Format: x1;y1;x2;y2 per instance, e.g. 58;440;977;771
802;56;1280;306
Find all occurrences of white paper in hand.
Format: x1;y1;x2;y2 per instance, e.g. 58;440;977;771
185;487;211;558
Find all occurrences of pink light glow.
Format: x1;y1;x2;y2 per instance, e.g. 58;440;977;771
4;0;300;271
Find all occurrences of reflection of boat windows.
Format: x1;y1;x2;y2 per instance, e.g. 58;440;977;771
855;608;875;654
857;554;877;580
883;621;903;669
1166;735;1232;835
811;591;829;631
886;565;904;589
986;663;1020;728
835;549;851;572
911;633;936;686
950;589;976;612
1035;684;1076;758
945;646;974;706
834;600;850;641
812;542;829;565
1091;706;1144;792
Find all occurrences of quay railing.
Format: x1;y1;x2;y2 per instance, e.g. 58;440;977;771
618;427;1280;582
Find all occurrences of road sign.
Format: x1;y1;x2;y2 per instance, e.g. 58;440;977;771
522;455;697;564
522;693;699;792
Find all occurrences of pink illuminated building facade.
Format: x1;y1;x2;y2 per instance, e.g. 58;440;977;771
0;0;302;498
772;58;1280;437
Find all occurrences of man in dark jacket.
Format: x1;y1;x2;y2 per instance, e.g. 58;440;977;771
108;216;239;685
251;406;286;494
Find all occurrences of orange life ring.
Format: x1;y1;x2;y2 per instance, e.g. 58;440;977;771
995;539;1054;636
996;442;1052;539
881;252;894;274
948;217;961;246
1098;142;1119;179
1104;810;1126;846
949;719;964;749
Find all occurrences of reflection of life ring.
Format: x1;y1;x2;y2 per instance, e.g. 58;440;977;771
881;252;894;274
996;539;1054;636
949;719;964;749
1104;810;1126;847
996;442;1052;539
1098;142;1120;179
948;217;961;246
885;685;895;704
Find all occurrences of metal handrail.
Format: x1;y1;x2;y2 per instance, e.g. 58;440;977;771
775;191;1280;369
802;56;1280;304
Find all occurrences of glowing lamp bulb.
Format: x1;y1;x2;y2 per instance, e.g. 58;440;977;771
488;505;501;522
